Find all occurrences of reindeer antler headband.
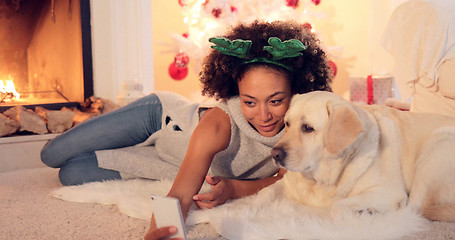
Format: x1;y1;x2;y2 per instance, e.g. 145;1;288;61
209;36;307;71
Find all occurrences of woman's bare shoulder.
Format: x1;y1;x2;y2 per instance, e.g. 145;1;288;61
192;107;231;152
199;107;230;129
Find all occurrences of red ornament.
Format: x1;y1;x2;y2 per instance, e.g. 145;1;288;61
329;60;337;78
174;52;190;68
286;0;299;8
302;22;312;30
230;5;237;13
178;0;187;7
169;52;190;80
169;63;188;80
311;0;321;6
212;8;222;18
182;32;189;38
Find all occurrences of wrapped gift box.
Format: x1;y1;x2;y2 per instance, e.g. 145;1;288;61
350;75;394;104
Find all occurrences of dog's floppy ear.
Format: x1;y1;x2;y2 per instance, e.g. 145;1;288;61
324;102;364;154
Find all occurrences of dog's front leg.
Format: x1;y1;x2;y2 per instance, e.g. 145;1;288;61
331;188;407;217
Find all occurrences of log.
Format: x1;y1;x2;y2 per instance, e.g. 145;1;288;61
2;105;24;122
0;113;20;137
100;99;119;114
19;109;48;134
73;109;94;126
80;96;119;115
0;97;119;137
3;105;47;134
46;110;75;133
34;106;48;120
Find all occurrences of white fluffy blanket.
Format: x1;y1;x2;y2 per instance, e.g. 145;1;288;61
51;179;428;240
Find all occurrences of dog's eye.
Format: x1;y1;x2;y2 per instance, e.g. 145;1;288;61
301;124;314;133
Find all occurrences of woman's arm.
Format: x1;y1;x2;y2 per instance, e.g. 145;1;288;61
193;168;287;209
166;107;231;220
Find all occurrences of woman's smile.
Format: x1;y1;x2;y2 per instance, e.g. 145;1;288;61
257;121;278;132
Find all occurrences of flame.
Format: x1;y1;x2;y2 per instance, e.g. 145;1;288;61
0;76;21;101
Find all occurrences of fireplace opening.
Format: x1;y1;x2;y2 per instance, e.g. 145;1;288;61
0;0;93;112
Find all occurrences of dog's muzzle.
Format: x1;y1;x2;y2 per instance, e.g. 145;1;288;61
271;147;286;164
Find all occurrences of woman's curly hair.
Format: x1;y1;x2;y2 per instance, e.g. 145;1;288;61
199;20;333;100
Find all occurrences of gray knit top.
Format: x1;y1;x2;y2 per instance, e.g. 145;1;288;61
96;91;283;180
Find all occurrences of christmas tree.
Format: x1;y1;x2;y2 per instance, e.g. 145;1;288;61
166;0;337;80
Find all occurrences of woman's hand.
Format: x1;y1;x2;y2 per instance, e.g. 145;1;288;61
144;214;183;240
192;169;287;209
192;175;234;209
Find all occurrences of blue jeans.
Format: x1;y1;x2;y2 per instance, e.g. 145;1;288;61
41;94;163;185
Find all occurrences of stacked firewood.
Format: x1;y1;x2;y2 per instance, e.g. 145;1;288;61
0;97;119;137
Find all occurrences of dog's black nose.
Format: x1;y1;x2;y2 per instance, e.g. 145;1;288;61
271;147;286;162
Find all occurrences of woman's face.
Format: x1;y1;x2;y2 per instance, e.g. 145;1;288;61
238;66;292;137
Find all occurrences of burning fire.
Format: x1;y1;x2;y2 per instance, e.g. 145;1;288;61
0;76;21;102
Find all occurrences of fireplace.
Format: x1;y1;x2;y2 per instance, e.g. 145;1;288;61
0;0;93;112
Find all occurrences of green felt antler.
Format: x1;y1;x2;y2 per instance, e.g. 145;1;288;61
209;36;307;71
209;37;252;59
263;37;308;60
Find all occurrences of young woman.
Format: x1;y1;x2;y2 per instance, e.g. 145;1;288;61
40;20;332;239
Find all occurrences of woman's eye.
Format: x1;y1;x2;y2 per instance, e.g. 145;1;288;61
301;124;314;133
243;101;255;107
270;99;283;105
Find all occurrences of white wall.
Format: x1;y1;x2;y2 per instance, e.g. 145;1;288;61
90;0;154;102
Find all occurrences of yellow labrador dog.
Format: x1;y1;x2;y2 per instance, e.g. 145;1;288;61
272;91;455;221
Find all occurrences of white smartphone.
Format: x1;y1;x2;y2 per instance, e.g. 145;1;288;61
150;195;187;240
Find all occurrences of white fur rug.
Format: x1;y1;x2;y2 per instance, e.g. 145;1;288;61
51;179;429;240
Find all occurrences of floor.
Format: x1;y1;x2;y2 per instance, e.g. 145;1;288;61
0;133;58;173
0;134;220;240
0;167;153;239
2;134;455;240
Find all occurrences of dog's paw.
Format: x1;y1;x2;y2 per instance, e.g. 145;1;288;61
356;208;379;216
396;198;408;210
